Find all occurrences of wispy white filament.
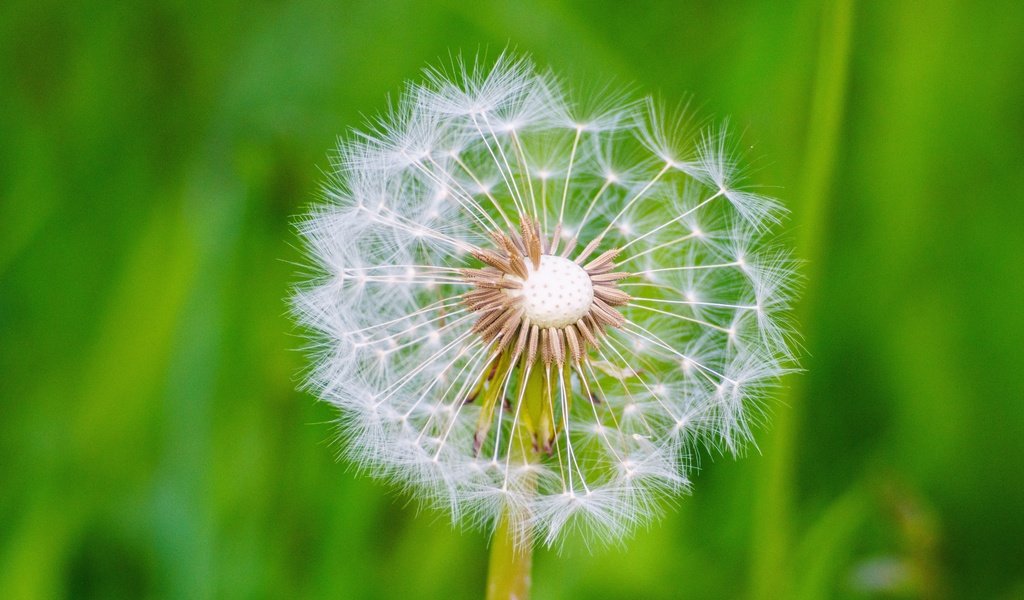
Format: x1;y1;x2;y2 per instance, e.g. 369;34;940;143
293;53;798;547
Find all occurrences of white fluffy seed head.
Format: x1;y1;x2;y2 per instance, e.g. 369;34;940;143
292;52;798;549
504;255;594;328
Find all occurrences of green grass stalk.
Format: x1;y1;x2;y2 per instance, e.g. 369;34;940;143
750;1;854;598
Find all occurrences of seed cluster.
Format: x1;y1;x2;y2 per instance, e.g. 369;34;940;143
461;214;631;368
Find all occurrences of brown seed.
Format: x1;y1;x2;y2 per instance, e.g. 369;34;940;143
461;211;631;369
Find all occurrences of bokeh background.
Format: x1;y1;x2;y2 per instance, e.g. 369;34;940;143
3;0;1023;598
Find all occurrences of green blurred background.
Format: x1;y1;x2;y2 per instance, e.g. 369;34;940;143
2;0;1023;598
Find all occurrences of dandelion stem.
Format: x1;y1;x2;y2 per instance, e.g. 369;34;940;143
486;510;533;600
486;360;543;600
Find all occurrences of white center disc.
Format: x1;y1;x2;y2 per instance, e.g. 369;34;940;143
507;254;594;328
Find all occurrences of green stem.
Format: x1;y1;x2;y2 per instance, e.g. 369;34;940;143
486;511;533;600
485;362;544;600
750;1;853;598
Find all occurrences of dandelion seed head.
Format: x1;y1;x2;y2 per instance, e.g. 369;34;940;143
293;52;798;548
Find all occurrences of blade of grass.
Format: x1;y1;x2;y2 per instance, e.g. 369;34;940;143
750;0;854;598
792;489;868;600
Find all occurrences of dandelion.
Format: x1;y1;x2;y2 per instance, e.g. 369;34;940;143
293;53;797;598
